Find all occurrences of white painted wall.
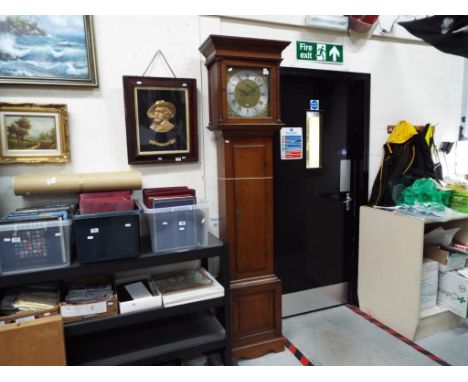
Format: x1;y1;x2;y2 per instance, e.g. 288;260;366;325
216;15;464;196
0;15;464;221
0;16;207;218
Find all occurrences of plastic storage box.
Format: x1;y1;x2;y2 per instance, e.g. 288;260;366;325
0;219;71;274
138;200;209;254
72;207;140;264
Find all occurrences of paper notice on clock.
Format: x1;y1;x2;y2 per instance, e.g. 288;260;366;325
280;127;303;160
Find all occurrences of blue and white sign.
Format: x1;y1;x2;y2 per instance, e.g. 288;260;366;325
310;99;320;110
280;127;303;160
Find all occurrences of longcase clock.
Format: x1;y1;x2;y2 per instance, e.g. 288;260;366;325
199;35;290;359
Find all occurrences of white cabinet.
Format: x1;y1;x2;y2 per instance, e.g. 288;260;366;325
358;206;468;340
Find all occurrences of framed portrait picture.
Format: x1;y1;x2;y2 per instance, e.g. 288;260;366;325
123;76;198;164
0;16;98;87
0;103;70;164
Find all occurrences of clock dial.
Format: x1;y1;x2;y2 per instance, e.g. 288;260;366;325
226;68;270;118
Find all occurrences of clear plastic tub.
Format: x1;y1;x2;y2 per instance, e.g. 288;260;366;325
137;200;209;254
0;219;72;274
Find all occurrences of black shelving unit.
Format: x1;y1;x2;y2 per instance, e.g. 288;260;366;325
0;233;232;366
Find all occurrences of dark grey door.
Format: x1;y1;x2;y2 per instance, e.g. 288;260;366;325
275;67;370;316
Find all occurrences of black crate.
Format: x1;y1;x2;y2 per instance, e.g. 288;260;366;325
72;208;140;264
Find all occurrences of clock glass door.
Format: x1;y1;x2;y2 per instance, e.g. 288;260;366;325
226;67;271;118
274;67;370;317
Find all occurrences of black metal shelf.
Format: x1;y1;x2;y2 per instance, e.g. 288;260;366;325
0;233;224;289
66;311;225;366
0;232;232;365
64;297;224;337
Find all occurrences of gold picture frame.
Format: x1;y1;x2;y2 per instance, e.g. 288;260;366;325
0;103;70;164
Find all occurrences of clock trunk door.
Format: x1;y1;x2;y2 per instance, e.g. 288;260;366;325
224;136;274;280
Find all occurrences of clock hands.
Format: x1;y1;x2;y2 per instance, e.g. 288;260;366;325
244;82;259;96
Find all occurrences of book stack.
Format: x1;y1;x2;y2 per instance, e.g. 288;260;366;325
79;191;134;214
152;267;224;307
143;187;196;209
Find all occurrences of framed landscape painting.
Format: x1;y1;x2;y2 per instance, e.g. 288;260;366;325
0;103;70;163
0;16;98;87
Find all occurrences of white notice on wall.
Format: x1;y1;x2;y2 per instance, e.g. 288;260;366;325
280;128;303;160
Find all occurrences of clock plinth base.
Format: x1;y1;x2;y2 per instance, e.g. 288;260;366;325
230;275;283;360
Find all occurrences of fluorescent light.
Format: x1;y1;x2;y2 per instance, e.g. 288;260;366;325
306;16;349;32
306;111;321;169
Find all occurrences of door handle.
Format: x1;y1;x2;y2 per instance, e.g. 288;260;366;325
343;192;352;211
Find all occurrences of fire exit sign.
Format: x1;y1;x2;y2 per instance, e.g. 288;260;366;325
296;40;344;64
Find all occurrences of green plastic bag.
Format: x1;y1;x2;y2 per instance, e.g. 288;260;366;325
396;178;451;206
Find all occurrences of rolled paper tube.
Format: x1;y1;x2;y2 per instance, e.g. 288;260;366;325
13;171;142;195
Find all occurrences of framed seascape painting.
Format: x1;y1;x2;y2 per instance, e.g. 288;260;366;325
0;16;98;87
0;103;70;164
123;76;198;164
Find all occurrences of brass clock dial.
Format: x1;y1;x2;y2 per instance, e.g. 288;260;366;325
226;67;270;118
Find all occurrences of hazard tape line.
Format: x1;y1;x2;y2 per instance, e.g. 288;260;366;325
346;304;451;366
284;337;314;366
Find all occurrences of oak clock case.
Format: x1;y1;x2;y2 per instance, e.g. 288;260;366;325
200;35;290;360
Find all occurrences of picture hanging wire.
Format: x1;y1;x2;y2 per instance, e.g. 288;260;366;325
142;49;177;78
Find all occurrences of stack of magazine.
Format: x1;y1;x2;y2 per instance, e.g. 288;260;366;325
0;284;59;316
143;186;196;209
152;267;224;307
1;203;76;223
64;282;114;304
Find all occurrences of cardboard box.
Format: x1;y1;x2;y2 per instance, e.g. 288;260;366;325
116;277;162;314
60;294;118;324
0;315;66;365
420;294;437;311
424;244;467;273
422;258;439;280
0;306;59;326
421;276;438;296
438;270;468;318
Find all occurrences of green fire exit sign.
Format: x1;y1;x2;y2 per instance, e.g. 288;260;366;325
296;40;344;64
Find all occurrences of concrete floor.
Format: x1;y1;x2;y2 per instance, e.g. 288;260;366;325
238;305;468;366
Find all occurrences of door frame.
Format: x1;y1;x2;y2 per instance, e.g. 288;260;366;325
278;66;370;307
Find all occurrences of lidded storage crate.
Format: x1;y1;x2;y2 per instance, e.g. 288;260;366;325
0;219;72;274
72;207;140;264
138;200;209;254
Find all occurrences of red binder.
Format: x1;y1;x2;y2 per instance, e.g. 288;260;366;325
79;191;134;214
